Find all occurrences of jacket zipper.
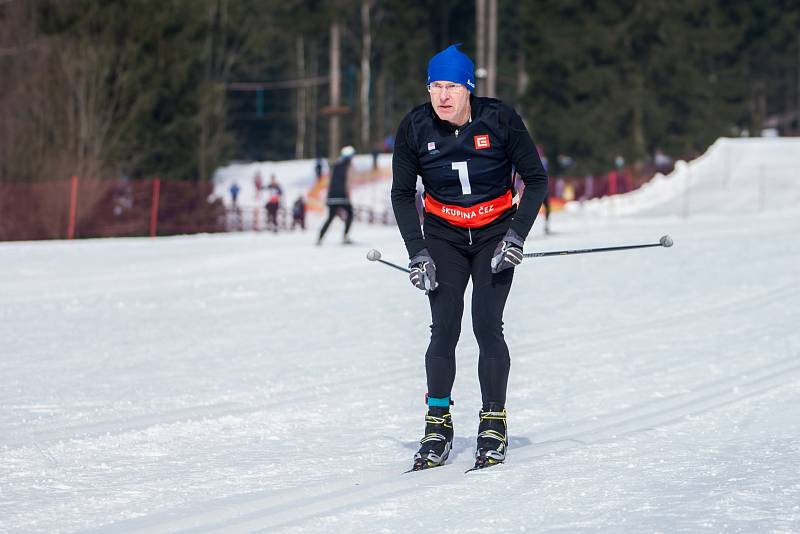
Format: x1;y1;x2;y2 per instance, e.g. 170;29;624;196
458;117;472;244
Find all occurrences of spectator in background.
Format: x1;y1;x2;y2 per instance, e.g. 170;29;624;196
606;154;625;196
562;180;576;201
291;196;306;230
253;171;263;198
372;142;381;170
554;177;566;199
555;153;573;208
229;182;241;209
615;154;626;194
536;145;551;234
314;157;324;182
580;174;595;202
607;170;617;196
383;134;395;153
537;145;548;173
265;174;283;232
317;145;355;245
113;174;133;216
654;148;673;174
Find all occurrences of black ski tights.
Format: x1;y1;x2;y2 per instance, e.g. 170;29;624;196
424;235;513;407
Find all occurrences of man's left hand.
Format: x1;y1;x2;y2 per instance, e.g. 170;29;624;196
491;229;524;273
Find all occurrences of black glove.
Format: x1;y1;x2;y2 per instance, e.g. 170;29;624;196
491;229;524;273
409;248;438;294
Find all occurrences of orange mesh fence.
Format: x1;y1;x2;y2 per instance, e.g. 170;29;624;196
0;177;226;241
155;180;226;235
1;180;69;240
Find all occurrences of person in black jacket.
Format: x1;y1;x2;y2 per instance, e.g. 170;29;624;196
391;44;548;471
318;145;355;245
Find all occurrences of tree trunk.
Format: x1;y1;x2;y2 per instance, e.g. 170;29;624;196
198;0;218;182
328;21;341;161
375;70;386;151
515;48;529;117
295;35;306;159
309;39;319;158
360;0;372;152
749;80;766;134
486;0;497;97
632;72;646;161
475;0;486;96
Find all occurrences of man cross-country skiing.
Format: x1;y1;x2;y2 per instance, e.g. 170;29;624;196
391;44;548;471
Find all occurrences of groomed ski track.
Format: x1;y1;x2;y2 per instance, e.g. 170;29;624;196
90;354;800;533
3;278;797;451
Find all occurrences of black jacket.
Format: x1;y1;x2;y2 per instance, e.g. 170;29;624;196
391;95;548;257
327;158;351;206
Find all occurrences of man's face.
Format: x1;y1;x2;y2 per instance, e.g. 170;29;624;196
429;81;471;126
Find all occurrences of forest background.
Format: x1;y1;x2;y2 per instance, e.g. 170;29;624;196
1;0;798;185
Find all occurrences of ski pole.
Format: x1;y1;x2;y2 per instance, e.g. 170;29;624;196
366;249;411;273
524;235;673;259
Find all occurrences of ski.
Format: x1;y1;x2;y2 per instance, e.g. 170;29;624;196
404;451;451;473
465;464;502;473
465;464;503;473
465;456;504;473
403;463;445;474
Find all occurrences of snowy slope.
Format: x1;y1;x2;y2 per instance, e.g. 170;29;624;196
2;141;800;533
568;137;800;217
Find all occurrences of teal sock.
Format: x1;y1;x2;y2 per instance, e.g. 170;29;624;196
427;396;451;408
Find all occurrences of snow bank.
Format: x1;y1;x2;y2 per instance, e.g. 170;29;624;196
567;137;800;217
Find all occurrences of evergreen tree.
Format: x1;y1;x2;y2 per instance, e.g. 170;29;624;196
2;0;798;184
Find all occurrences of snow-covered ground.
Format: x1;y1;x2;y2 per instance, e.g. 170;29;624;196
2;139;800;533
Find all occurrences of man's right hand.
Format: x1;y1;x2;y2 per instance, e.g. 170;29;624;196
409;248;438;294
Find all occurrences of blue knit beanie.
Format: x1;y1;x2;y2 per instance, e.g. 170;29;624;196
427;44;475;93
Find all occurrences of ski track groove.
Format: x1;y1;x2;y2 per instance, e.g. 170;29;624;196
3;281;796;450
1;257;358;306
92;353;800;533
512;280;800;355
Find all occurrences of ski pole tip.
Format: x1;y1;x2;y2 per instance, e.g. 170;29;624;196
366;249;382;261
660;235;674;248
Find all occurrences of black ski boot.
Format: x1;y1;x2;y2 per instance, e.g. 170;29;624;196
472;403;507;470
411;407;453;471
